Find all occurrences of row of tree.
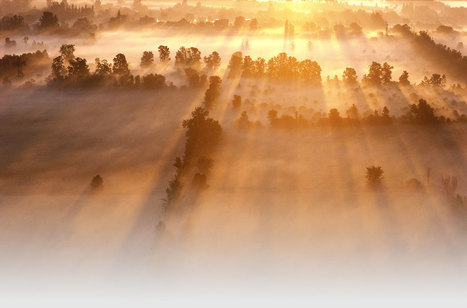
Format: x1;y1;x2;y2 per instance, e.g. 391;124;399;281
393;24;467;83
164;106;222;219
50;44;167;88
235;98;464;129
228;52;322;83
163;77;223;226
2;44;463;92
0;50;49;81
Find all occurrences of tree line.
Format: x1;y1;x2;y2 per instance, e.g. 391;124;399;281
234;98;465;130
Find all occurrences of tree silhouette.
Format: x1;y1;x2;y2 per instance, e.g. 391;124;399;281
342;67;358;86
328;108;342;125
363;61;382;86
142;73;166;89
398;70;410;86
182;107;222;161
140;51;154;68
227;51;243;78
158;45;170;62
51;56;66;81
346;104;360;120
421;73;446;88
366;166;384;188
67;57;90;83
112;53;130;75
204;76;222;109
59;44;75;62
90;175;104;192
381;62;393;85
94;58;112;77
38;11;59;30
204;51;221;71
407;99;441;124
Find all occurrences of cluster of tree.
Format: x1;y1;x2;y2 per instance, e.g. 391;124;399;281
46;0;94;22
363;166;466;207
420;73;447;88
49;44;167;89
342;62;397;87
174;46;221;73
0;14;27;32
0;10;97;37
339;64;452;89
0;50;49;82
402;98;448;124
393;24;467;83
228;52;322;83
139;45;170;68
164;107;222;213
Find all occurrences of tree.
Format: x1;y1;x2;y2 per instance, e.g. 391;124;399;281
242;56;255;78
268;109;278;123
51;56;66;81
142;73;166;89
381;62;393;85
94;58;112;77
342;67;358;86
59;44;75;62
175;47;201;67
398;70;410;86
91;175;104;192
236;111;250;128
0;15;25;31
227;51;243;78
140;51;154;68
407;99;440;124
299;59;321;84
421;73;446;88
382;106;391;123
366;166;384;187
182;107;222;161
328;108;342;125
67;57;90;83
204;76;222;109
204;51;221;71
38;11;59;30
158;45;170;62
254;57;266;77
346;104;360;120
363;61;382;86
184;68;205;87
113;53;130;75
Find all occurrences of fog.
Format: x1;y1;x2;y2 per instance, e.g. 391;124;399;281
1;0;467;306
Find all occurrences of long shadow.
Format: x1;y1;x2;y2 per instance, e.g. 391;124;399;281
115;87;209;264
43;186;92;250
